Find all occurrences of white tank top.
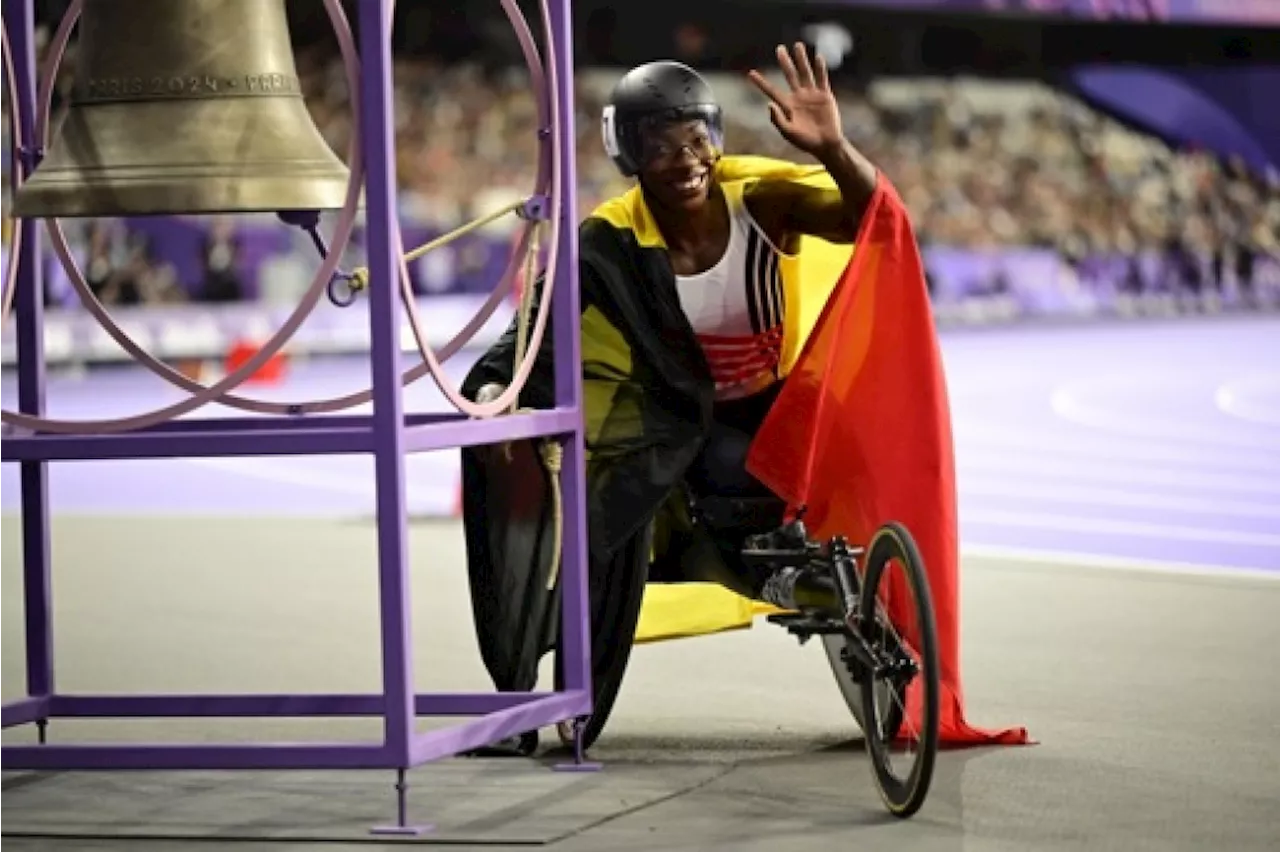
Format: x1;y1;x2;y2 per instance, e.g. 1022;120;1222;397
675;191;786;401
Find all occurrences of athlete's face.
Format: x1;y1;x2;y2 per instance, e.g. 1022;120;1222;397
637;119;719;212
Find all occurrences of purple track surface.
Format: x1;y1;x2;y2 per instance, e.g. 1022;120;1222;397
4;315;1278;574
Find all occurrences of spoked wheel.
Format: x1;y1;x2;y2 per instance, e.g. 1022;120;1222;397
858;522;940;818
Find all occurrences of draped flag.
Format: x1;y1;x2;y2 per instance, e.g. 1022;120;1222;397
746;176;1031;746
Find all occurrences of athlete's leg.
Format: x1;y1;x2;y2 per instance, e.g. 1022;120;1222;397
682;385;839;611
682;386;785;586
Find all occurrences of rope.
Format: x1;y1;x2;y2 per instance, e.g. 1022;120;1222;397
512;220;544;414
346;200;526;294
540;440;565;591
466;218;562;591
506;220;564;590
514;222;565;588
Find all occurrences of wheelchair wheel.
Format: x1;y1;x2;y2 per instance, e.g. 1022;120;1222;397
553;520;653;754
553;638;631;754
858;522;940;819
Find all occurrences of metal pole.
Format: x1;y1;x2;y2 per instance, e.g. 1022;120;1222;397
357;0;415;763
546;0;590;697
7;0;55;727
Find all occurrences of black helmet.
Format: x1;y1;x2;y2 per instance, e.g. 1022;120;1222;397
602;60;724;178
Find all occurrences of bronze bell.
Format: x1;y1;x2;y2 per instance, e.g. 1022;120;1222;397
13;0;350;219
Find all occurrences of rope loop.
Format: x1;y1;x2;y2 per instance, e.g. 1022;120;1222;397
345;200;526;295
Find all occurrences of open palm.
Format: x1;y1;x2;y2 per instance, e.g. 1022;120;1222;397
748;43;844;158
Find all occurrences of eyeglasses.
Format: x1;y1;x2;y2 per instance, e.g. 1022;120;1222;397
640;120;721;167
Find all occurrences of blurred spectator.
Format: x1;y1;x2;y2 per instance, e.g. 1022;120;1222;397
199;220;244;303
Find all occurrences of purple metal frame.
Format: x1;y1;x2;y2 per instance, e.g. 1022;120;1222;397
0;0;591;830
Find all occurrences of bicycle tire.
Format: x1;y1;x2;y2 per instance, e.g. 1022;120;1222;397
858;521;940;818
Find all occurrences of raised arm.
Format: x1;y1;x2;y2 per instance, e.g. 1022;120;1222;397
744;43;878;246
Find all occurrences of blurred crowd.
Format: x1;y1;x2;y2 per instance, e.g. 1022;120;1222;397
291;51;1279;258
4;37;1278;310
296;51;1280;307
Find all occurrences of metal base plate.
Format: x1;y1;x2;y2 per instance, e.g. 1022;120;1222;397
552;761;603;773
369;823;435;837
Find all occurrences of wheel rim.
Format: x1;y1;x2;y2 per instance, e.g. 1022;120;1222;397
859;523;940;817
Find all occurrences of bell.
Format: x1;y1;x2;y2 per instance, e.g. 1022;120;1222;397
13;0;350;219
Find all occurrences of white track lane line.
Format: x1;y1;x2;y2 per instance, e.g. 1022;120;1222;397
963;509;1280;549
958;477;1280;519
956;422;1280;476
955;453;1280;497
1050;380;1279;453
962;544;1280;582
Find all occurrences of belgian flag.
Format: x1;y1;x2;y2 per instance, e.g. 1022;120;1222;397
460;155;1029;747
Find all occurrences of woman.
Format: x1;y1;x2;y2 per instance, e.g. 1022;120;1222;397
460;44;881;754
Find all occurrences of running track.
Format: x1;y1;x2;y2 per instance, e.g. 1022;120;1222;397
3;315;1278;574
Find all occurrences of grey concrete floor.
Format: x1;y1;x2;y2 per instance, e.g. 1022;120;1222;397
3;515;1279;850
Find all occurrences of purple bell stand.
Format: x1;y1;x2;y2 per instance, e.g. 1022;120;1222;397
1;0;596;835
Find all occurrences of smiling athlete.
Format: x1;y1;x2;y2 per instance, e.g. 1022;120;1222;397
461;45;888;753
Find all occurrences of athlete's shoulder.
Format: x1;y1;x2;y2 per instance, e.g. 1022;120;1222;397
715;154;830;188
577;193;649;266
581;184;668;251
584;185;644;230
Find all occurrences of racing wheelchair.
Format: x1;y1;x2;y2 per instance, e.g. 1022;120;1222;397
557;485;943;818
748;510;940;818
462;406;941;818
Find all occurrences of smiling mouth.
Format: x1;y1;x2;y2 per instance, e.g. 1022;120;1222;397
671;171;708;193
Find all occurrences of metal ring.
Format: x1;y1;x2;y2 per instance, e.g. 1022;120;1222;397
4;0;554;422
1;21;25;325
1;0;363;434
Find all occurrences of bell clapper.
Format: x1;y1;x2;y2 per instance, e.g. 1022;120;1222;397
276;209;364;308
